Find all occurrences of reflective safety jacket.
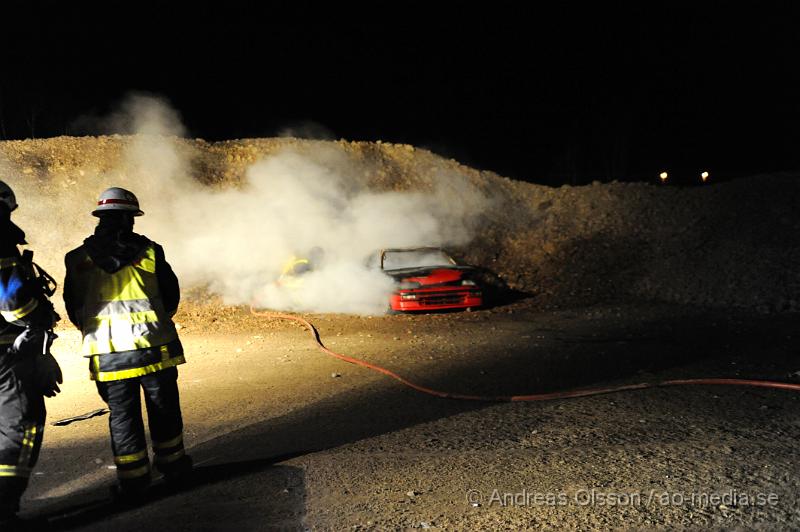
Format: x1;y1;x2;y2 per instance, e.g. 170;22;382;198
278;256;311;288
64;241;184;381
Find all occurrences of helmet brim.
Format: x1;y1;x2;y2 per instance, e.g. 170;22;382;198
92;208;144;217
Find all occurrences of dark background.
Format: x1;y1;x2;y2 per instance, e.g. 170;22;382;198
2;2;799;186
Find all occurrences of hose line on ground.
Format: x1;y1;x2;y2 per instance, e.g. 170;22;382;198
251;307;800;402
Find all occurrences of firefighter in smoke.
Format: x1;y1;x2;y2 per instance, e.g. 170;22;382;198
278;246;325;288
63;187;192;498
0;180;62;527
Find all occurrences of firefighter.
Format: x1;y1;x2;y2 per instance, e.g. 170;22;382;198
278;246;325;287
0;180;62;527
63;187;192;499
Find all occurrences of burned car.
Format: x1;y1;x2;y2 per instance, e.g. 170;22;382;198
370;247;484;312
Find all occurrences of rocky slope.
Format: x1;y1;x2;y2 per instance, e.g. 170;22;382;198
1;135;798;312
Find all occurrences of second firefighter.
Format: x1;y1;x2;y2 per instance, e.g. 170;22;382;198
63;187;192;496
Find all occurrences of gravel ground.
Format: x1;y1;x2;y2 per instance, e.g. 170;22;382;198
16;301;800;530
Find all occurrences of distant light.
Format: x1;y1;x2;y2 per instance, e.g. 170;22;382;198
701;171;709;182
659;171;668;182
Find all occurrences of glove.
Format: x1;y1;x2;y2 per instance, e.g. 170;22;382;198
36;353;63;398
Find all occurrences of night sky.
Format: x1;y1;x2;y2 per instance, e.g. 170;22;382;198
2;2;800;185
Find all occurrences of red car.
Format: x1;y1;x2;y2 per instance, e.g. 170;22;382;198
373;248;483;312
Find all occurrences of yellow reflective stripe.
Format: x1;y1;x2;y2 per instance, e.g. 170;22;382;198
91;354;186;382
0;465;31;477
0;298;39;321
21;425;37;447
153;434;183;450
83;333;166;356
0;258;18;269
18;424;38;466
117;464;150;479
115;450;148;465
154;448;185;464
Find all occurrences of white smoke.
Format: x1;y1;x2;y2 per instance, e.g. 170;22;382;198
3;94;491;315
0;152;94;270
142;141;489;314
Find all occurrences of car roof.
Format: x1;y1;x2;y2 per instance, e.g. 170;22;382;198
381;247;445;253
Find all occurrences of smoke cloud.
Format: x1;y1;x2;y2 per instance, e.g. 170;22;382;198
4;94;491;315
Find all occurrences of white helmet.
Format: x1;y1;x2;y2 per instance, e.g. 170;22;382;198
92;187;144;217
0;180;17;212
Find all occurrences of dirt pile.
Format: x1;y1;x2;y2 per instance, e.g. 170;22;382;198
1;135;798;313
473;173;800;312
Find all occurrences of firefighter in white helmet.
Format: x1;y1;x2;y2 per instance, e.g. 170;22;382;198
0;180;62;527
63;187;192;500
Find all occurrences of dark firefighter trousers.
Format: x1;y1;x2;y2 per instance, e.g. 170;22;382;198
0;348;45;518
95;366;186;487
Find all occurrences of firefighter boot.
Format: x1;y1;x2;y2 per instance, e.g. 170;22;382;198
0;477;27;530
161;454;193;489
109;472;151;507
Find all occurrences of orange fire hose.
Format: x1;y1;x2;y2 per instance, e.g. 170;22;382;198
250;307;800;401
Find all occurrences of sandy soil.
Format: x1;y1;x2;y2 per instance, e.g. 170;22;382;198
17;300;800;530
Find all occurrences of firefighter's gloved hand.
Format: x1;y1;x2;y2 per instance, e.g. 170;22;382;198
37;353;63;397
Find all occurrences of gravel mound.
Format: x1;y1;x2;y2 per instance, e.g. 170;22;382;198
1;135;798;312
